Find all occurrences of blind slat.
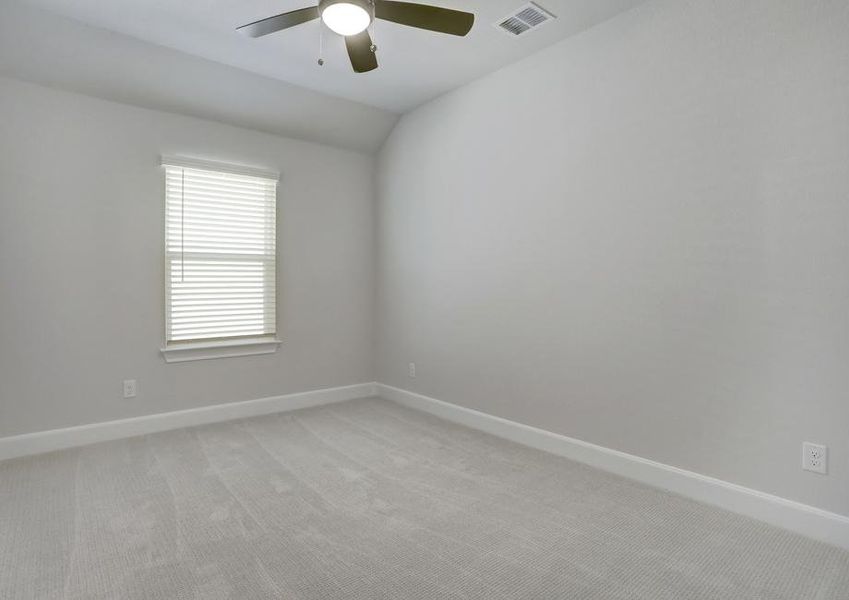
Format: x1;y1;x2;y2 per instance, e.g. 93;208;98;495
165;163;277;343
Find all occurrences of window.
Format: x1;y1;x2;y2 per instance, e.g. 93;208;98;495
160;157;280;362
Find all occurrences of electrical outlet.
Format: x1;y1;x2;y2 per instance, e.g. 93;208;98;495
408;362;416;378
802;442;827;475
123;379;137;399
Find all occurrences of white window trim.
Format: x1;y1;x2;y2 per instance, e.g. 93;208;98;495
159;155;281;363
160;155;280;180
160;337;282;363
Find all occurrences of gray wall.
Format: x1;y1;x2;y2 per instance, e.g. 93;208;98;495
376;0;849;515
0;77;375;437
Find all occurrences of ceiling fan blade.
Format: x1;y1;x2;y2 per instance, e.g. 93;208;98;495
345;31;378;73
237;7;319;38
375;1;474;36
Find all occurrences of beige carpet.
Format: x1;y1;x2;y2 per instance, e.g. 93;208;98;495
1;397;847;599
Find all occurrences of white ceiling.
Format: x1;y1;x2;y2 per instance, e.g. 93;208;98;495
16;0;648;112
1;2;398;153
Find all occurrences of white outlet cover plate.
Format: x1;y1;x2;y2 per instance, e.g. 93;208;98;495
802;442;827;474
123;379;137;399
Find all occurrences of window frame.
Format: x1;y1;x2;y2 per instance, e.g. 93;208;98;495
159;156;281;363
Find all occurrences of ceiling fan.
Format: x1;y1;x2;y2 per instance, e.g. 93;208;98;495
237;0;474;73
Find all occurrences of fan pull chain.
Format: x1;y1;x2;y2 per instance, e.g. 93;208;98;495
369;0;378;54
317;19;325;66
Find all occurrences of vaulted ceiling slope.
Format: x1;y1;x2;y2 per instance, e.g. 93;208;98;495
11;0;649;113
0;2;398;153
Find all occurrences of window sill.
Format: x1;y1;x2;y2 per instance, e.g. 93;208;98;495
160;338;281;363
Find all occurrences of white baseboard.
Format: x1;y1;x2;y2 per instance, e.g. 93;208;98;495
0;382;377;462
377;383;849;551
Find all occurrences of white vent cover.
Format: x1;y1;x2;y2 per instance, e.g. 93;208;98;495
495;2;556;37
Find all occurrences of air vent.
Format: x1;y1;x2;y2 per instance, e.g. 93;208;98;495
495;2;556;37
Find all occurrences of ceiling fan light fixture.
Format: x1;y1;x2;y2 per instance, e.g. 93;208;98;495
238;0;475;74
321;1;372;36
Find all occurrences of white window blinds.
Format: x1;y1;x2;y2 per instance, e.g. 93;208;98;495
163;158;278;344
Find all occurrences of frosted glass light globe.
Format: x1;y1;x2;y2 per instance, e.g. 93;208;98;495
322;3;371;36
